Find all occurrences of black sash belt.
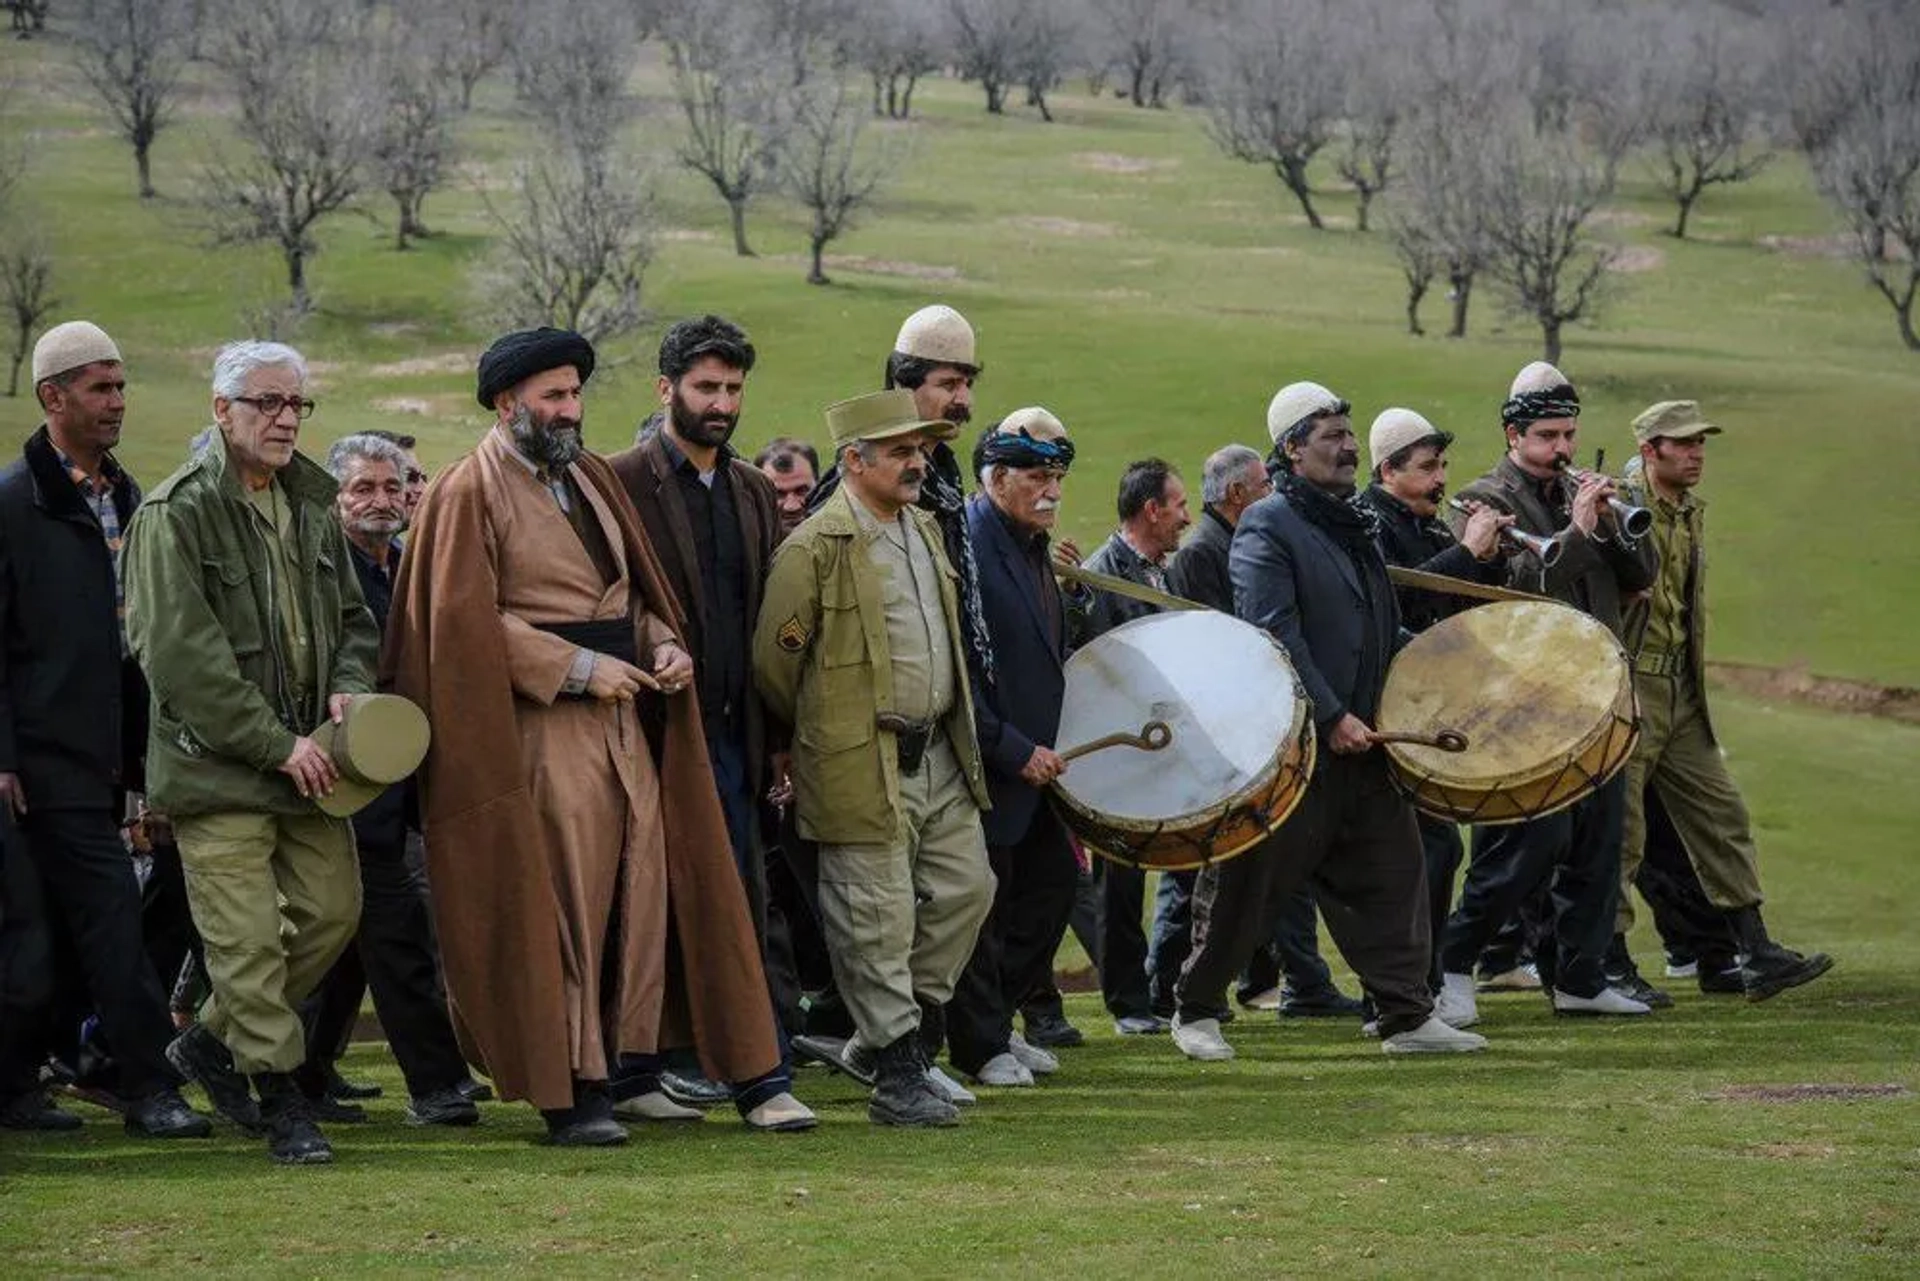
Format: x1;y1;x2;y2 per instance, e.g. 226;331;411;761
535;618;638;697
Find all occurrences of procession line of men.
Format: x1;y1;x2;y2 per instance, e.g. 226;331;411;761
0;305;1831;1161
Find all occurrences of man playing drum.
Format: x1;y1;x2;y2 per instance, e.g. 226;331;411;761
1359;409;1512;1016
1437;362;1658;1022
1615;401;1832;1001
1170;382;1487;1060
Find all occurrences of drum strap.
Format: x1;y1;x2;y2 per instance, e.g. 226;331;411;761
1385;566;1554;605
1055;563;1207;612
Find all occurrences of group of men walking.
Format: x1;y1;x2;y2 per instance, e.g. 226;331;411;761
0;303;1830;1162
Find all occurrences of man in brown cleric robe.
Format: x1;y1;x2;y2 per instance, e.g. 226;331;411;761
384;327;784;1146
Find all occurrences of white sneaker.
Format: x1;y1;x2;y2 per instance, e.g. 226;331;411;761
1170;1016;1234;1062
1664;959;1700;979
970;1053;1034;1087
1382;1016;1488;1054
1006;1033;1059;1076
1241;986;1283;1011
926;1065;978;1105
1477;963;1542;992
742;1092;817;1132
1436;973;1480;1029
611;1091;705;1122
1553;987;1653;1016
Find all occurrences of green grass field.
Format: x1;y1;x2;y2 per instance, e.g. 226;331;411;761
3;34;1918;1279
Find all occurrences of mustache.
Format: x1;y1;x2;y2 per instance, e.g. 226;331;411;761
1336;452;1360;468
899;468;926;485
942;405;971;425
1424;485;1446;503
1033;498;1059;512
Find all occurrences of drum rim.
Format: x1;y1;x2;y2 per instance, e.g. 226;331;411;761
1393;689;1642;825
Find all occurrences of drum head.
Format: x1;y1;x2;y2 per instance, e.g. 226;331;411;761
1054;611;1299;826
1378;600;1628;789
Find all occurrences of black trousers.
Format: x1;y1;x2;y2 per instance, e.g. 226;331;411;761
1094;859;1154;1019
302;833;467;1098
1176;754;1433;1037
1440;774;1625;998
1150;871;1340;1013
1418;815;1465;990
0;817;53;1097
15;808;177;1098
1018;862;1099;1027
1635;785;1740;967
946;806;1079;1075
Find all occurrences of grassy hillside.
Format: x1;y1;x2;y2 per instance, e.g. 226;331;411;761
4;39;1915;685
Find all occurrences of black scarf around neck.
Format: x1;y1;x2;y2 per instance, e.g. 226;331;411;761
1280;472;1380;554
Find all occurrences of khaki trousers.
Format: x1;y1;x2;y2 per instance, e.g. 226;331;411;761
1618;672;1766;934
817;741;995;1050
174;809;360;1074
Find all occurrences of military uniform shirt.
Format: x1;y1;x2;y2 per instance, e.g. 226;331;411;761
244;479;315;702
850;490;953;725
1644;490;1697;660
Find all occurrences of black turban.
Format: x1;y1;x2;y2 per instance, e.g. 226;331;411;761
475;327;596;410
1501;384;1580;429
972;428;1076;476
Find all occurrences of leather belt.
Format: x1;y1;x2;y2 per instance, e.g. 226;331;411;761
877;712;939;776
1633;649;1687;678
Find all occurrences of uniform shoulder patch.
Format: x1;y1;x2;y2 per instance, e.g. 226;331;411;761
776;614;810;652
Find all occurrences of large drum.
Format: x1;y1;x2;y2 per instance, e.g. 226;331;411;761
1050;611;1315;871
1375;600;1639;825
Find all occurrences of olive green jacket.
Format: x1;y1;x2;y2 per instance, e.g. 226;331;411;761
123;441;378;816
752;485;989;845
1619;477;1715;742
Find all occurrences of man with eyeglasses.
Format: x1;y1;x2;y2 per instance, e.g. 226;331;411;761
123;340;380;1164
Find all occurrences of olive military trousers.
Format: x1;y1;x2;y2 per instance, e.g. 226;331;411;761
173;809;360;1074
816;740;995;1052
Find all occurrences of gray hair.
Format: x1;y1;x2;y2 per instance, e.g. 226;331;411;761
325;433;410;483
211;340;308;399
1201;444;1264;505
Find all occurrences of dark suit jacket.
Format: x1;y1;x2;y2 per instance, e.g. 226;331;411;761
1230;490;1400;732
0;425;146;809
1166;506;1233;612
1360;483;1502;633
608;432;780;931
966;494;1071;847
1453;455;1656;640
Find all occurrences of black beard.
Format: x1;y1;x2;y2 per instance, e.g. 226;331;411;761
942;404;971;426
510;403;584;469
670;394;737;451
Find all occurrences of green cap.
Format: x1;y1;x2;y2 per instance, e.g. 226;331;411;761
825;389;957;451
1632;400;1722;443
309;694;431;818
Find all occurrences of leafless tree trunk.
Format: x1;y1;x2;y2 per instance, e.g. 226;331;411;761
949;0;1022;115
845;0;940;119
779;74;905;285
198;0;380;312
1479;113;1620;364
1644;15;1773;240
0;235;55;397
664;6;797;257
510;0;639;165
71;0;192;200
372;44;458;252
1015;3;1079;124
1089;0;1184;108
1196;0;1341;231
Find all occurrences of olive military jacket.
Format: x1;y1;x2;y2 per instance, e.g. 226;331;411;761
124;442;379;817
1619;476;1715;741
752;484;989;845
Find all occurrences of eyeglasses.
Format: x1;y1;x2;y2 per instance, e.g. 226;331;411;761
232;394;317;420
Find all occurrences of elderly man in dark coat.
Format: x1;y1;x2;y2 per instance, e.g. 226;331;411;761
1170;382;1486;1062
385;328;787;1146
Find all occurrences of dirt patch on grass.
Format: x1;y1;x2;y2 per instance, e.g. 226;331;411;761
1592;209;1659;229
371;396;438;417
1004;215;1122;238
1401;1133;1544;1155
1759;233;1857;260
1743;1141;1840;1160
1074;152;1177;176
660;228;717;242
1705;1083;1911;1103
367;352;474;378
1609;246;1666;274
1709;661;1920;725
819;255;962;281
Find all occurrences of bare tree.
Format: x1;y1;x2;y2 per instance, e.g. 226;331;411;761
1479;112;1621;364
71;0;192;200
198;0;381;311
1089;0;1185;108
1643;14;1773;240
1015;2;1080;124
484;146;656;346
372;43;459;251
1197;0;1343;231
664;5;797;257
846;0;941;118
779;74;906;284
510;0;640;164
0;234;56;398
948;0;1022;115
422;0;514;112
5;2;48;39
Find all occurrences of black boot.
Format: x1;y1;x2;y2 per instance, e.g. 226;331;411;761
868;1034;959;1128
253;1072;333;1165
543;1078;626;1146
1603;934;1674;1009
166;1025;264;1135
1728;906;1834;1002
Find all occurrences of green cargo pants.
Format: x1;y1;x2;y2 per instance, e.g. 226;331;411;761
173;809;360;1074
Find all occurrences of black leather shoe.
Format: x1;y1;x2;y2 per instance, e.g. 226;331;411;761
1742;947;1835;1002
305;1095;369;1124
125;1088;212;1139
406;1087;481;1127
1022;1011;1086;1048
0;1090;84;1131
1278;989;1366;1018
867;1036;958;1128
256;1079;333;1166
1607;972;1675;1010
323;1068;383;1101
544;1116;627;1146
455;1077;494;1103
166;1026;264;1135
1697;963;1747;995
660;1069;732;1109
790;1034;846;1072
